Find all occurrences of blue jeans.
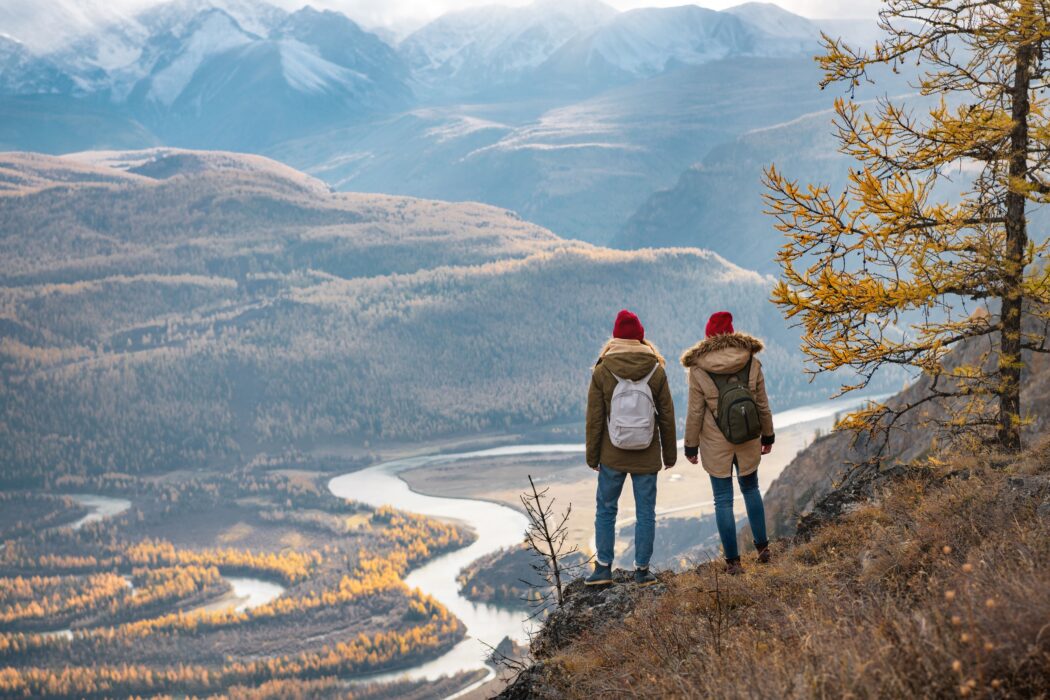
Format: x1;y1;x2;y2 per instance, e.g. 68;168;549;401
710;466;768;561
595;465;657;569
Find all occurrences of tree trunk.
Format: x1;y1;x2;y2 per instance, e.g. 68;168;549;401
998;38;1034;451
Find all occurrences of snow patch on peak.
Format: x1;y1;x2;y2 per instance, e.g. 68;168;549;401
402;0;616;92
723;2;819;40
0;0;136;54
137;0;285;38
278;39;367;94
589;6;746;76
147;10;252;106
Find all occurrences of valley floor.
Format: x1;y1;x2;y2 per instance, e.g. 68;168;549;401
0;465;484;699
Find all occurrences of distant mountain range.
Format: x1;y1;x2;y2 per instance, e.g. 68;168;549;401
0;0;888;246
2;0;835;104
399;0;618;99
613;92;1050;273
2;2;412;149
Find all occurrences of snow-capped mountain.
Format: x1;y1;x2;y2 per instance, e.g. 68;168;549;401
128;9;256;107
135;0;287;38
273;7;409;90
399;0;822;97
0;0;136;54
47;0;294;97
399;0;617;96
537;4;821;88
127;7;411;148
0;36;75;96
0;0;412;146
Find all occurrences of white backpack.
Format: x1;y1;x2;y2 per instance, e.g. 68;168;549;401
606;364;660;450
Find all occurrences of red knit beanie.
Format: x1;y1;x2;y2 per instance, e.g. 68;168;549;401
613;309;645;341
705;311;734;338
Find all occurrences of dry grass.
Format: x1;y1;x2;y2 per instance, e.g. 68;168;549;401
216;522;255;544
539;448;1050;699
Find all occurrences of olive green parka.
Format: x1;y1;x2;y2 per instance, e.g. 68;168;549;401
585;338;678;474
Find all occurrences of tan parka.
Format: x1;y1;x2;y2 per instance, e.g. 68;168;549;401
586;339;678;474
680;333;775;478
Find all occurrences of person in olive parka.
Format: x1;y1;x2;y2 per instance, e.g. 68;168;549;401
585;309;677;586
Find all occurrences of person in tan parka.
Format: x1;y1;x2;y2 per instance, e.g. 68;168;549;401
681;311;774;575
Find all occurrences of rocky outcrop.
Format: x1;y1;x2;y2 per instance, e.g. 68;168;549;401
792;458;911;541
498;569;670;699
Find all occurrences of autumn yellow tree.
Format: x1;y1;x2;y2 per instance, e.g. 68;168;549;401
764;0;1050;450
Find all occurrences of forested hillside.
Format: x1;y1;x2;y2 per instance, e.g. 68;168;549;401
0;148;834;482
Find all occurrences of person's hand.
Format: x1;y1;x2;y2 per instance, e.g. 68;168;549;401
589;464;600;472
761;444;773;455
663;462;674;470
686;454;699;465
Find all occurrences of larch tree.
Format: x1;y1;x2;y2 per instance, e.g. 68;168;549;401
764;0;1050;451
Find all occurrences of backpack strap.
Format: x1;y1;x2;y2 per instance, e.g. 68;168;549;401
643;362;660;384
608;363;660;385
704;357;752;392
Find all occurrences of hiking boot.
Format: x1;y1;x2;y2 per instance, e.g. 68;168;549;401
634;568;658;586
756;542;771;564
725;557;744;576
585;562;614;586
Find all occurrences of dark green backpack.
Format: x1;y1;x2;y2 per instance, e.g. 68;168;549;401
706;358;761;445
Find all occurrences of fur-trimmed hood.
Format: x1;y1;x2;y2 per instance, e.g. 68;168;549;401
680;332;764;373
598;337;667;368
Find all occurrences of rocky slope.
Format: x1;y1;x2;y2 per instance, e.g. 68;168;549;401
763;324;1050;538
502;418;1050;699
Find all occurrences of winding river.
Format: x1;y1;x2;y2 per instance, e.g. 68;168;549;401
327;393;885;691
40;496;285;638
66;494;132;530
